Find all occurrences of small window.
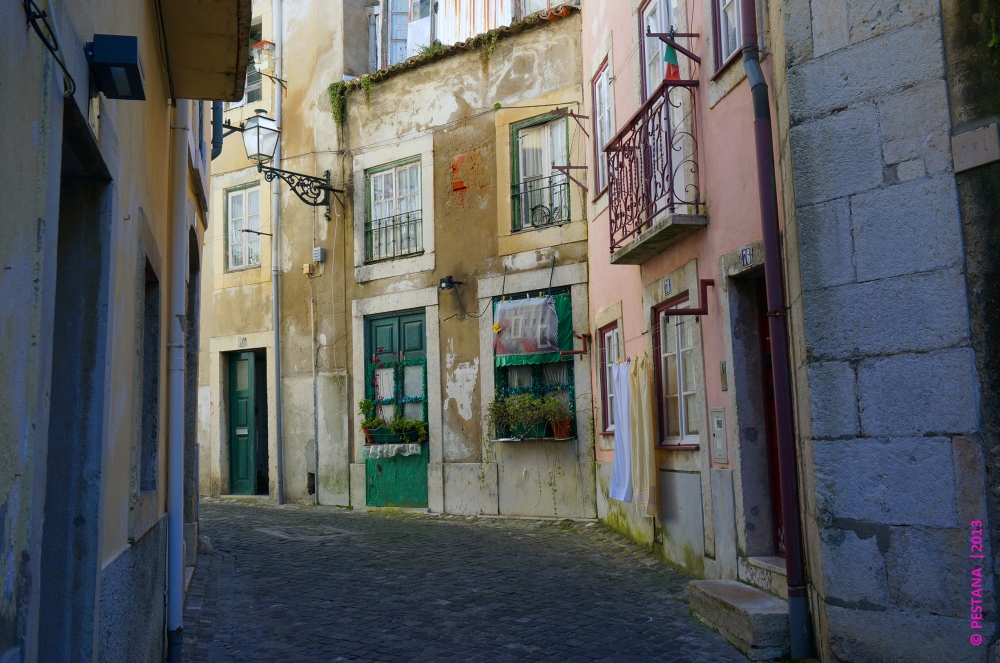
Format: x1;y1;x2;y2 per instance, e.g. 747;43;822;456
656;302;701;443
389;0;409;66
227;187;261;270
592;61;615;194
512;116;569;231
229;18;264;109
522;0;550;15
715;0;741;66
366;160;423;262
140;258;160;492
641;0;679;98
599;322;622;433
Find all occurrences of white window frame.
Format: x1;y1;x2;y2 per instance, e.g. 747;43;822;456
514;116;570;230
717;0;742;64
227;187;261;271
366;159;423;263
658;306;700;444
228;17;263;110
601;324;622;432
593;62;615;193
389;0;409;66
642;0;679;98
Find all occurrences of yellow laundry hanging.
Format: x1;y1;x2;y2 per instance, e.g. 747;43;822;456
629;354;657;518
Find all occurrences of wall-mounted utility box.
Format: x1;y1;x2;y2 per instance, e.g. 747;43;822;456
710;407;728;464
85;34;145;101
312;247;326;263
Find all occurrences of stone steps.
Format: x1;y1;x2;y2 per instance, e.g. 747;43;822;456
689;579;790;661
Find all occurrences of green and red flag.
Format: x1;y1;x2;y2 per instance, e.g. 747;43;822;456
664;41;681;80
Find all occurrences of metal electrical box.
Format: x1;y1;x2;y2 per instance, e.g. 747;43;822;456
312;246;326;262
710;407;728;464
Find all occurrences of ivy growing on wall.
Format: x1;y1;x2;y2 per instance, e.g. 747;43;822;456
327;81;347;128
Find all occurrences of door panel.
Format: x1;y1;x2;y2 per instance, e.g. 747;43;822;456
229;352;256;495
364;309;428;507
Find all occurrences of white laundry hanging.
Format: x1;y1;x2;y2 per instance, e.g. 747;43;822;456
609;361;633;502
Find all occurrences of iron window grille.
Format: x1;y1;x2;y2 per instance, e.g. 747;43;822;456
510;114;571;232
365;159;423;263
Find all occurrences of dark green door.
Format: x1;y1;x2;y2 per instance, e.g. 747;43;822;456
229;351;256;495
365;309;428;507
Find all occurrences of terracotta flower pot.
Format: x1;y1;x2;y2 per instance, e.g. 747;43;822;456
550;418;572;440
361;425;375;444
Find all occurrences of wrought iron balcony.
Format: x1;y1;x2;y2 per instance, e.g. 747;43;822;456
606;79;705;263
365;210;424;263
511;174;571;232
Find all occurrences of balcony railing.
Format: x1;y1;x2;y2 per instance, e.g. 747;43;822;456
365;210;423;263
511;174;570;231
607;79;702;252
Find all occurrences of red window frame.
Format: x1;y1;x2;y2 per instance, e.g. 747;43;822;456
651;292;691;446
598;321;619;434
591;57;611;198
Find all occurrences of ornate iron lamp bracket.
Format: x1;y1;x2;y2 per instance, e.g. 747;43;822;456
257;165;344;220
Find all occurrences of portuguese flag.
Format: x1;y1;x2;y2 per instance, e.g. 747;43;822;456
664;42;681;80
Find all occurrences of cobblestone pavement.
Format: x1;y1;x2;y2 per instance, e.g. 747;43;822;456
184;499;748;663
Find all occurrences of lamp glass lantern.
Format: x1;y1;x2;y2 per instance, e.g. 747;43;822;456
242;110;280;164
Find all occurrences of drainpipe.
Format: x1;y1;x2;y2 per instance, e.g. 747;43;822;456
272;0;286;504
739;1;812;658
166;99;190;663
211;101;224;160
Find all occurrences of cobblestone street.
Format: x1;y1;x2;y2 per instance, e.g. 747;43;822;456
183;500;748;662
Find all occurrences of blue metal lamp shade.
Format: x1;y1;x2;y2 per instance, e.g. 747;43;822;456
85;34;145;101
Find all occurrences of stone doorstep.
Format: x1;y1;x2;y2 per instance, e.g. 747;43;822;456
739;555;789;599
689;580;790;662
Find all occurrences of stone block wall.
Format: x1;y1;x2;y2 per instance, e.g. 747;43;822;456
775;0;994;659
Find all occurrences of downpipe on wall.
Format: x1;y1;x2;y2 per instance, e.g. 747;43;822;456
739;1;813;658
166;99;190;663
272;0;285;504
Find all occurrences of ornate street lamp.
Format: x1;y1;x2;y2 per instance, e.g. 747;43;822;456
236;109;341;218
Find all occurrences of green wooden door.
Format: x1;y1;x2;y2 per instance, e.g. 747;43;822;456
229;352;256;495
365;309;428;507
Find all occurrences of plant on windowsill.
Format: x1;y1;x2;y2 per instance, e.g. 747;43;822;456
539;397;572;440
389;412;428;444
358;397;385;444
486;393;547;440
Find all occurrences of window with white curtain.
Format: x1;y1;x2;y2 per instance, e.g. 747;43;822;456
657;306;701;443
600;323;621;432
367;160;423;262
717;0;742;63
227;187;261;270
592;61;615;193
514;117;569;230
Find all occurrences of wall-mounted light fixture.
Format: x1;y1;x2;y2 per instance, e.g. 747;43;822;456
439;276;463;290
231;109;342;220
85;34;145;101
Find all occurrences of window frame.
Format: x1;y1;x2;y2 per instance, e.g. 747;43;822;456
224;183;262;272
228;17;263;109
637;0;679;101
591;58;614;197
509;111;571;232
652;294;702;447
598;321;621;434
711;0;743;75
364;156;424;263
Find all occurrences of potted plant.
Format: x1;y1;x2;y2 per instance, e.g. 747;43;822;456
487;394;547;439
358;397;384;444
389;412;429;444
540;396;572;439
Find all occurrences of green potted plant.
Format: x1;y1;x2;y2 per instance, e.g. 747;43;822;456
540;396;572;439
487;394;547;439
358;397;384;444
389;412;428;444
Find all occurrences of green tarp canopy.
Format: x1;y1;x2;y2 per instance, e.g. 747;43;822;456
493;293;573;367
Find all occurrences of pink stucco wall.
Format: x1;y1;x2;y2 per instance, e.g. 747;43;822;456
583;0;780;466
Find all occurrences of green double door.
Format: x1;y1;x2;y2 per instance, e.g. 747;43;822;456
365;309;428;507
229;351;267;495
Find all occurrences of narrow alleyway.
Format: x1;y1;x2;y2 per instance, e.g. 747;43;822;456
184;500;748;662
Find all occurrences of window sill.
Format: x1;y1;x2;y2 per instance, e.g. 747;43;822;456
511;220;573;234
492;437;576;443
226;264;262;273
656;444;700;451
711;49;743;82
599;431;614;436
363;250;425;266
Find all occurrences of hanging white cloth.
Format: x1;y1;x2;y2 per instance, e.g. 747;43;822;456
609;362;633;502
630;355;657;518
